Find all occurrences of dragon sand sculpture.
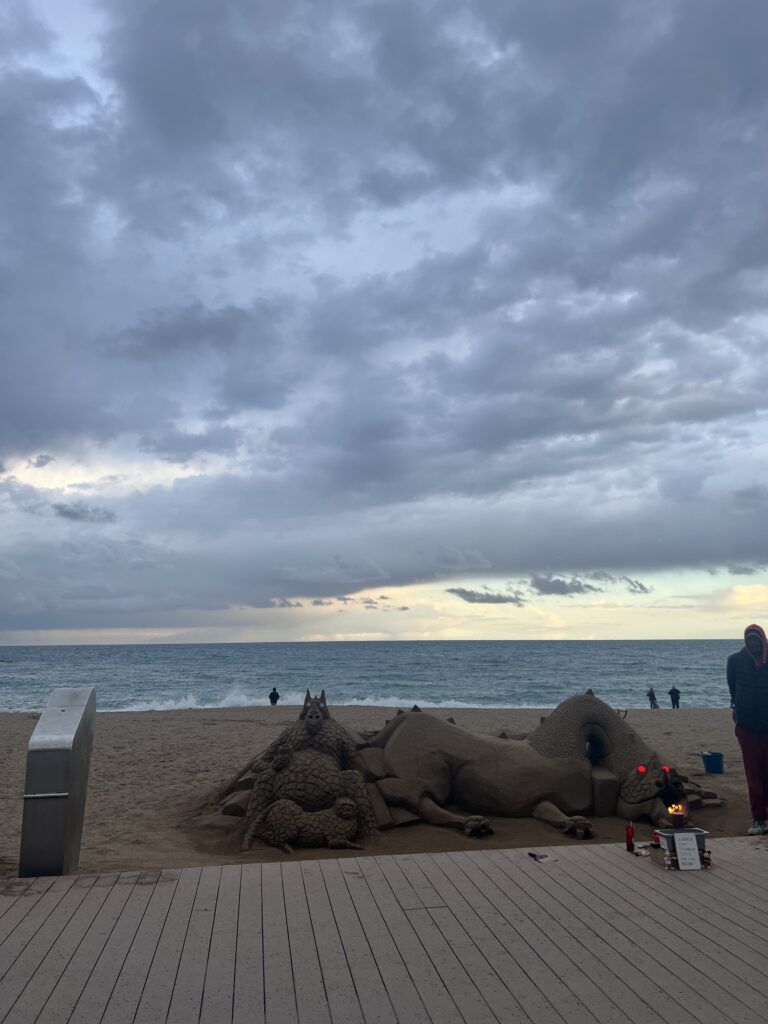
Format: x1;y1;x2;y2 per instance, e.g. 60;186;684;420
210;690;712;852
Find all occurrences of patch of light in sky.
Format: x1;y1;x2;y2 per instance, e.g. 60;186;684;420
27;0;109;91
8;451;216;496
298;182;547;283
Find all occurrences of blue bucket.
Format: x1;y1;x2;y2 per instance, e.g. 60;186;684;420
701;751;724;774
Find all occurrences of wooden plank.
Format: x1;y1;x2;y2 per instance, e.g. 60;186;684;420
550;844;734;1024
495;849;702;1024
421;853;569;1024
1;880;112;1024
66;874;162;1024
337;860;431;1024
451;851;632;1024
705;839;768;875
615;840;768;932
617;848;768;960
299;860;364;1024
131;866;202;1024
280;862;331;1024
261;862;298;1024
200;864;240;1024
424;904;532;1023
373;857;424;911
0;877;94;1020
390;856;445;909
661;844;768;931
166;865;221;1024
101;867;196;1024
319;859;398;1024
437;850;606;1024
233;863;265;1024
708;837;768;877
16;875;133;1024
0;877;75;967
482;849;659;1024
566;845;763;1023
404;907;499;1024
357;857;463;1024
4;839;765;1024
587;845;768;989
0;878;54;932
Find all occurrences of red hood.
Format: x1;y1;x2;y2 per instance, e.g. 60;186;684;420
744;623;768;668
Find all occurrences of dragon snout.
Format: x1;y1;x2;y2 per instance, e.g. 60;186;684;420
656;775;684;804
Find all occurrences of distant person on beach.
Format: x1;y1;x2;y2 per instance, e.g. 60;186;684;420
668;686;681;709
646;686;659;709
727;624;768;836
268;687;280;706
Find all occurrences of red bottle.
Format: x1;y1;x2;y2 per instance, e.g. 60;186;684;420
625;822;635;853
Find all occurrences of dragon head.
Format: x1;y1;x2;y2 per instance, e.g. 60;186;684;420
299;689;331;733
334;797;357;820
619;753;686;811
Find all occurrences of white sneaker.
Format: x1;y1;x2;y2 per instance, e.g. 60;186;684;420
747;819;766;836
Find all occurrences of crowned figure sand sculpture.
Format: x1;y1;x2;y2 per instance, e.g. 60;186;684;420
210;690;716;852
214;690;378;853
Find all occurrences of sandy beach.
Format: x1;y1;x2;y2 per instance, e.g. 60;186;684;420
0;704;751;878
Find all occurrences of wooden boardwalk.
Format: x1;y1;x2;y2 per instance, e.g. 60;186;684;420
1;838;767;1023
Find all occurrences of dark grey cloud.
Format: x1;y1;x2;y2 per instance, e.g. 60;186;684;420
51;501;116;523
139;425;242;463
2;0;768;634
587;571;654;595
27;454;54;468
622;577;653;596
727;565;759;576
446;588;526;606
529;575;603;597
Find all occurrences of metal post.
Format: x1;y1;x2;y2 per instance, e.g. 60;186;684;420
18;687;96;877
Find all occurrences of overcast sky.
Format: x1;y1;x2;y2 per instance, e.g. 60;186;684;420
2;0;768;644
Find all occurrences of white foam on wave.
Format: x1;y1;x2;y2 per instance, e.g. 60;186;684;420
106;688;553;713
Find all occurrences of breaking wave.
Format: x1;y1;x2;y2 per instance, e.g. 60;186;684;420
109;688;543;713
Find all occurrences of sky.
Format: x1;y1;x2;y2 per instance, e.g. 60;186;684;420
2;0;768;645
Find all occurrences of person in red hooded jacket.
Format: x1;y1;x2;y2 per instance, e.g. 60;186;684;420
727;624;768;835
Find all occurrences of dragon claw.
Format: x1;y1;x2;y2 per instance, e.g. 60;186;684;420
463;816;493;837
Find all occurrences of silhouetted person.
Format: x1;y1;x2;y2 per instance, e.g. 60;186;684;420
268;687;280;706
646;686;659;709
668;686;681;709
727;624;768;835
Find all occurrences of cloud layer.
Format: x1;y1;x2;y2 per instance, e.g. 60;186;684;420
2;0;768;633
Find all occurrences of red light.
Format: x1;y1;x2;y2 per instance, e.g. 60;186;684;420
662;765;670;773
636;765;647;773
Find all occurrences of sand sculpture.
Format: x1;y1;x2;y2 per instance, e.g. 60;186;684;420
212;690;717;851
359;691;702;836
244;797;364;854
215;690;377;853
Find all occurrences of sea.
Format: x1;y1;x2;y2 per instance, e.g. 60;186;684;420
0;639;738;714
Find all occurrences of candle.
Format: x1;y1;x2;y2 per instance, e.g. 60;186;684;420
668;803;686;828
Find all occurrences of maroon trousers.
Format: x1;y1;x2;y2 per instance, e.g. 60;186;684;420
735;725;768;820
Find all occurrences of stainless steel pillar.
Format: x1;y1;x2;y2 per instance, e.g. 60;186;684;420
18;687;96;877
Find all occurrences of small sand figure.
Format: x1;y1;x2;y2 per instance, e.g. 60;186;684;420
243;796;363;853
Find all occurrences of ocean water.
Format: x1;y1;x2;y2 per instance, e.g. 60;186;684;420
0;639;739;713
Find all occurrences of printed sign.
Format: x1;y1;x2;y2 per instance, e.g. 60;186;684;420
674;832;702;871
